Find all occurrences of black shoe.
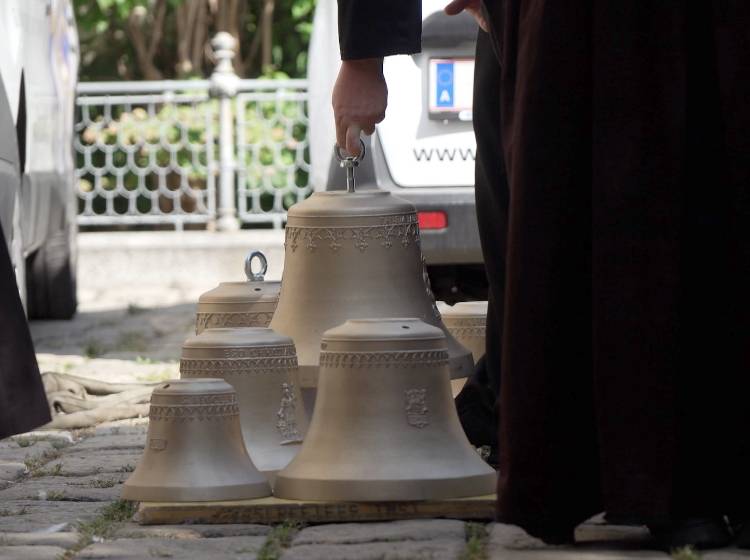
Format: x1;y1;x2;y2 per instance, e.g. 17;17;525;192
522;523;576;545
736;520;750;549
648;518;731;550
455;360;498;448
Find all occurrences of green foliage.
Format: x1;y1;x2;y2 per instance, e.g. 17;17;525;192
74;0;316;81
77;94;309;215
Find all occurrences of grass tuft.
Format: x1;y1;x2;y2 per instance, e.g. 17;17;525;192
15;437;39;448
257;520;303;560
90;478;117;488
24;449;63;476
59;500;137;560
45;490;67;501
51;439;73;450
127;303;147;315
460;522;489;560
116;331;149;353
672;547;702;560
0;506;28;517
84;340;106;358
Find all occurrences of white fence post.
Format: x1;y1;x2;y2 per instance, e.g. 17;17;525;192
210;32;240;232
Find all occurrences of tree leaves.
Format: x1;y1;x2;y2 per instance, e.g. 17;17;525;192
74;0;316;80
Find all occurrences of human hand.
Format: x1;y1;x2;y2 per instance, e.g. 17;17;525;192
444;0;489;32
332;58;387;157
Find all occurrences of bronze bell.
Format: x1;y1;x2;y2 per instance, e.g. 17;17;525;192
180;328;308;479
441;301;488;364
269;189;474;407
440;301;488;396
274;318;496;501
121;379;271;502
195;251;280;334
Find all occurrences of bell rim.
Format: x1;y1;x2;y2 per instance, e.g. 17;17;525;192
273;471;496;502
183;328;295;350
121;480;271;502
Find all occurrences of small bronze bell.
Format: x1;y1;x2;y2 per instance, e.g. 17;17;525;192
274;318;496;501
270;155;473;405
121;379;271;502
440;301;488;395
195;251;280;334
180;328;308;479
441;301;488;364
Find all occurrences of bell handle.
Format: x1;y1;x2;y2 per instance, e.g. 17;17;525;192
334;140;366;193
244;251;268;282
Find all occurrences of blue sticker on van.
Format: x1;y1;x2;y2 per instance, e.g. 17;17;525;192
436;62;454;108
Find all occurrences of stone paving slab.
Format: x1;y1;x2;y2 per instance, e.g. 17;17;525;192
94;423;149;438
77;535;267;559
0;439;58;467
293;519;466;545
0;474;127;502
45;449;143;477
702;552;750;559
281;538;466;560
0;545;67;560
116;522;271;539
70;434;146;453
487;523;669;559
0;531;79;547
0;499;102;532
0;462;26;485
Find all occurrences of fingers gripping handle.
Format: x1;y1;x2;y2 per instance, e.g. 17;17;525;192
334;139;366;193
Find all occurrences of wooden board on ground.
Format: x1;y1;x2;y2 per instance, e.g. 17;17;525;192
136;494;495;525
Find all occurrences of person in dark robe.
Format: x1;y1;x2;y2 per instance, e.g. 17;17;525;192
334;0;750;550
0;227;51;439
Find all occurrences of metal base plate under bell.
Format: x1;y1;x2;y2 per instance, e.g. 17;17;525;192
134;494;496;525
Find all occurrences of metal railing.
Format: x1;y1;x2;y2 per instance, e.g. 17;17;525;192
75;33;310;230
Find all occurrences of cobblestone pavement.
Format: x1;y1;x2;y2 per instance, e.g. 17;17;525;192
1;288;747;558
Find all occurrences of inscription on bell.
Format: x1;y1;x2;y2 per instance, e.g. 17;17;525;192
405;388;429;428
277;382;303;445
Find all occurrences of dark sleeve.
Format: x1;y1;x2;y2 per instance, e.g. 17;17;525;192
338;0;422;60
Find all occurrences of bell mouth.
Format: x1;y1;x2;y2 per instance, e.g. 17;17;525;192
182;327;294;352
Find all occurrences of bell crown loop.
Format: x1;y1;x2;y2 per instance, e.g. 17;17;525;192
244;251;268;282
334;140;366;193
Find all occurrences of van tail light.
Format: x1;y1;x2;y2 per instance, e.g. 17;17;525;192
417;211;448;230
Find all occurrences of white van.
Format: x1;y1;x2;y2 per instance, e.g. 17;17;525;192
308;0;486;302
0;0;79;318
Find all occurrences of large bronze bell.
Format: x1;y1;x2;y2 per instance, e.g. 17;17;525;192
121;379;271;502
195;251;280;334
180;328;308;479
441;301;488;364
269;189;473;402
274;318;496;501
